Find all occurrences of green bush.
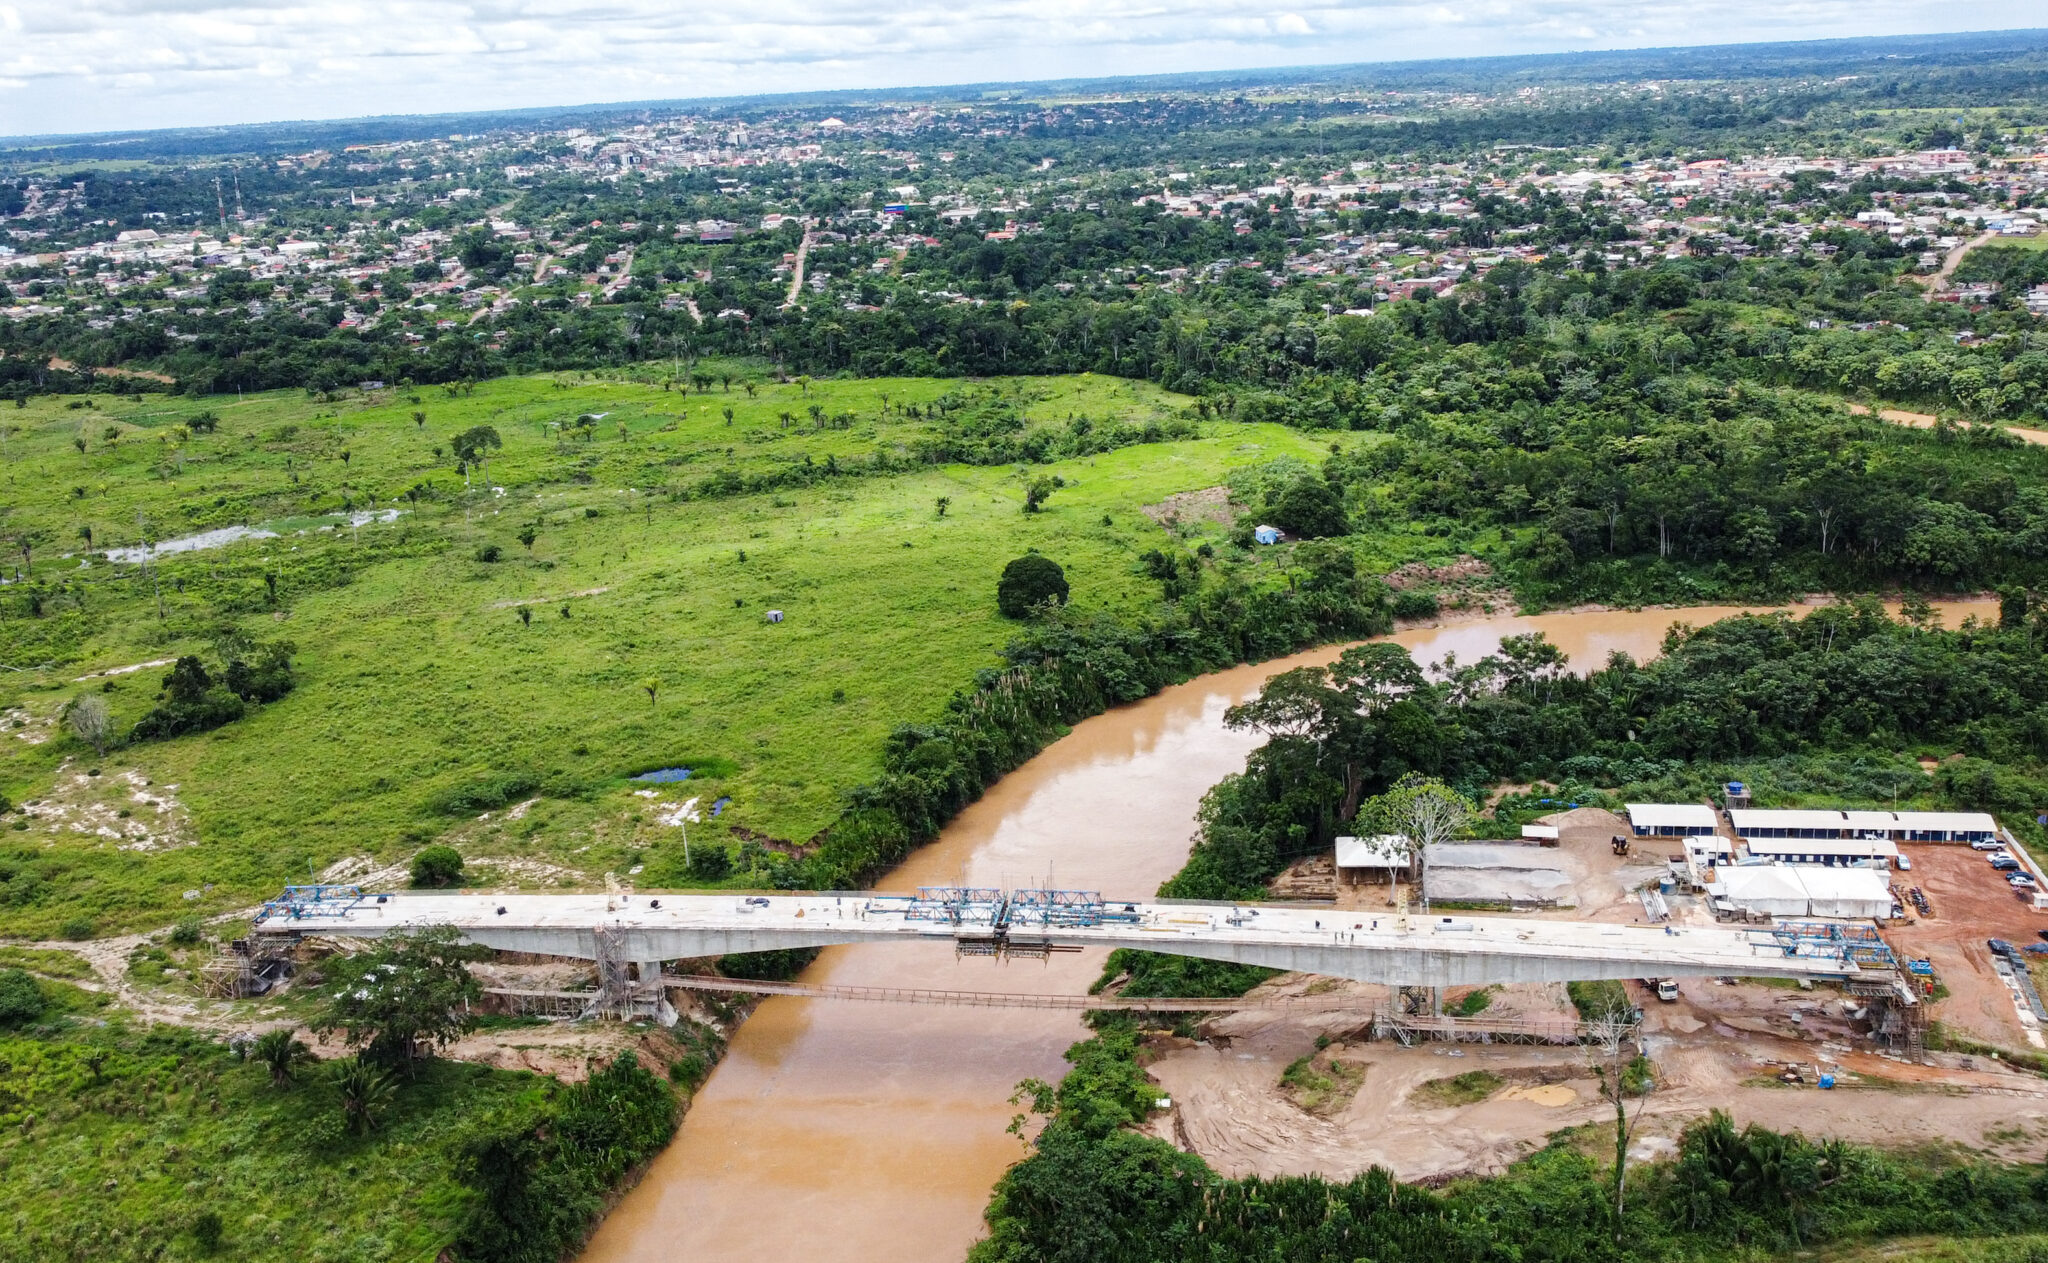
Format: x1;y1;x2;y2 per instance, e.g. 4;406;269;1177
1566;978;1630;1020
425;773;538;816
686;843;732;881
452;1052;677;1263
996;554;1069;618
720;947;820;981
168;917;204;946
474;543;503;563
0;968;44;1026
58;916;94;942
129;656;245;742
1390;588;1439;621
1268;474;1349;538
190;1210;224;1255
410;844;466;888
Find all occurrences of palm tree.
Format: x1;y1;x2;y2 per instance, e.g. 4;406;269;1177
252;1028;312;1086
334;1055;395;1135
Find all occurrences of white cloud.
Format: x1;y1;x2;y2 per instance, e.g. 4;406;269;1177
0;0;2040;136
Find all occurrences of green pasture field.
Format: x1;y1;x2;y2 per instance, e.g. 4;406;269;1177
0;1023;541;1263
0;371;1333;936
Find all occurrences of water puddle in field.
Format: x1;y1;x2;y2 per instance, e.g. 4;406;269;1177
630;767;694;784
579;596;1995;1263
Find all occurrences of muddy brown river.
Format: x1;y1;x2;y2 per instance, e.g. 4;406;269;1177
580;598;1995;1263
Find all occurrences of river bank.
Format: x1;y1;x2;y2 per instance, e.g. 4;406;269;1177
579;595;1999;1263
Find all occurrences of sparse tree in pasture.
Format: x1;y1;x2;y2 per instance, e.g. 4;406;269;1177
64;692;113;757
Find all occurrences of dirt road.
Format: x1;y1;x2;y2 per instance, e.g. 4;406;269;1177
783;225;814;308
1847;402;2048;447
1922;229;2001;292
1146;973;2048;1184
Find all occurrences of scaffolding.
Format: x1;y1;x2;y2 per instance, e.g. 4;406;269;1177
199;937;294;998
1856;974;1929;1060
1369;1009;1590;1047
583;924;633;1020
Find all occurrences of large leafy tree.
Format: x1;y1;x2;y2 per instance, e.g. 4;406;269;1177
314;925;487;1067
997;554;1070;618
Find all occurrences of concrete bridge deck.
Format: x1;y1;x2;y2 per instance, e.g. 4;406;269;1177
256;889;1866;988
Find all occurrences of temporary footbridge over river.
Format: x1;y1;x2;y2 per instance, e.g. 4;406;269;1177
253;884;1879;990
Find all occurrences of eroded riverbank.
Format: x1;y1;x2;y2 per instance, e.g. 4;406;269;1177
581;596;1998;1263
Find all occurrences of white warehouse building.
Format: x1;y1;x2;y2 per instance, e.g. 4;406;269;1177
1728;808;1996;845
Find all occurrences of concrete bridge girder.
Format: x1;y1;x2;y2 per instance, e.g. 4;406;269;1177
270;896;1859;989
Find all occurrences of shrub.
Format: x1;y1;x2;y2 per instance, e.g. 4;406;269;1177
190;1211;224;1255
720;947;820;981
0;968;44;1026
130;656;246;742
426;773;538;816
452;1052;677;1263
59;915;94;941
410;845;466;888
169;917;204;946
474;543;503;563
997;554;1070;618
1269;475;1350;538
1391;588;1439;621
669;1052;709;1088
1567;979;1630;1020
686;844;732;882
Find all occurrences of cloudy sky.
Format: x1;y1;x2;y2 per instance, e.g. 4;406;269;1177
0;1;2041;138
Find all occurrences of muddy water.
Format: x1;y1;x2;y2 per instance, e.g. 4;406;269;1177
580;597;1995;1263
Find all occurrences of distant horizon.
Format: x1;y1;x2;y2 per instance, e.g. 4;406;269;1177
3;5;2046;144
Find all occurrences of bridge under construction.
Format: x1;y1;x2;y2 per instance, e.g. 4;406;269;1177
253;882;1880;995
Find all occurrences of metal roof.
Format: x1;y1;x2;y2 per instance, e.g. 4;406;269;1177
1335;834;1410;869
1626;803;1718;829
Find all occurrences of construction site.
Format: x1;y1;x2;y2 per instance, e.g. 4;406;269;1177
143;785;2048;1208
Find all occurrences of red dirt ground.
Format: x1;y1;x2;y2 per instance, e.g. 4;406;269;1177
1885;842;2048;1045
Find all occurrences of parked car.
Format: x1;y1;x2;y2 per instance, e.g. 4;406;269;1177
1656;979;1681;1003
1974;839;2008;851
1896;855;1913;871
2011;873;2039;890
1991;854;2022;870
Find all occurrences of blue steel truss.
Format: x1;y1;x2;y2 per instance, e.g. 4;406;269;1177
903;886;1005;926
1767;920;1896;969
1006;889;1142;929
255;884;365;925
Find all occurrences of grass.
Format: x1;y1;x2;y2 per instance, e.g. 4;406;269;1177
1279;1050;1367;1115
0;945;97;979
1446;985;1496;1017
0;371;1363;936
0;1022;553;1263
1409;1069;1504;1108
1566;979;1631;1020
